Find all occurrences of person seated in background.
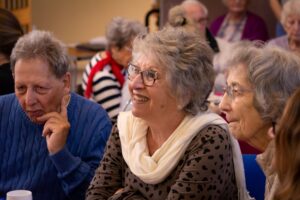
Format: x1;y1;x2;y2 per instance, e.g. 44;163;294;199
219;41;300;200
269;0;289;37
268;0;300;56
274;87;300;200
210;0;269;43
181;0;219;53
0;30;112;200
0;8;23;95
86;27;251;200
81;17;146;121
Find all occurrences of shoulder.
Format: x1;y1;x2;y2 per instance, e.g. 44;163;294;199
211;14;226;25
90;52;104;67
0;93;17;105
210;14;227;34
246;11;266;23
69;93;110;119
188;124;230;153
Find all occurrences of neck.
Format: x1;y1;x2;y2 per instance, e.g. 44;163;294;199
288;39;300;52
247;126;273;152
227;12;246;22
0;54;9;66
147;111;186;154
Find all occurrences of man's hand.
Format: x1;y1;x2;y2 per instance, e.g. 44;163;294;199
37;95;71;154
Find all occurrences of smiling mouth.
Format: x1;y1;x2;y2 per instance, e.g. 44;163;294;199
132;95;149;103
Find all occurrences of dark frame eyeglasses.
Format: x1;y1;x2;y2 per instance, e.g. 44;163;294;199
127;63;159;86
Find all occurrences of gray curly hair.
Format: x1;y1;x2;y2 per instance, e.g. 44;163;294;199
132;27;215;115
106;17;146;49
11;30;69;78
225;41;300;122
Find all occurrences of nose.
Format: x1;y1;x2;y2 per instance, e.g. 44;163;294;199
219;93;231;113
129;74;145;89
25;88;37;106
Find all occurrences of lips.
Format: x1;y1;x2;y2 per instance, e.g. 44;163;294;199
132;94;149;103
26;110;44;118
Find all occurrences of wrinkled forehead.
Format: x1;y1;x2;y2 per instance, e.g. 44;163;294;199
184;4;207;19
131;52;162;71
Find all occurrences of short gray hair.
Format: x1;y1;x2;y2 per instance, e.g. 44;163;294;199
181;0;208;17
226;41;300;122
106;17;146;49
132;27;215;115
11;30;69;78
281;0;300;26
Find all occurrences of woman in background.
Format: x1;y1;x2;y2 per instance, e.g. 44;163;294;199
210;0;269;42
0;8;23;95
274;87;300;200
81;17;145;120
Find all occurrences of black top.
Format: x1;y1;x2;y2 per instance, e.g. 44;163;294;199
206;28;220;53
0;62;14;95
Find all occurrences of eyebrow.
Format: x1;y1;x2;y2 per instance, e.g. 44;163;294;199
132;63;160;71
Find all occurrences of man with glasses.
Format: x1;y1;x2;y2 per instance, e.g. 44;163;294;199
181;0;219;53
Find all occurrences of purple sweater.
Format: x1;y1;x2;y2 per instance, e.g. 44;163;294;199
210;11;269;41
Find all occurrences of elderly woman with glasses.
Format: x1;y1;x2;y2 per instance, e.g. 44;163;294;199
219;41;300;200
86;27;251;200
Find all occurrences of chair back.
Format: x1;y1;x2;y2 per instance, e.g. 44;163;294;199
243;154;266;200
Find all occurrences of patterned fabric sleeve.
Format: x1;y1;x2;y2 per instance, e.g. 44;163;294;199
86;125;123;200
81;53;122;119
167;125;237;199
81;53;102;92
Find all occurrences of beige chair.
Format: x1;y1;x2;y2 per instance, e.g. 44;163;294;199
0;0;32;33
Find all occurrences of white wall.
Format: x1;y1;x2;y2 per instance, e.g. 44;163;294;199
32;0;152;44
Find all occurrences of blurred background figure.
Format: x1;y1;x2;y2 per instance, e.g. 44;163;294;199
86;27;250;200
219;41;300;200
210;0;269;43
0;8;23;95
0;30;112;200
268;0;300;56
167;5;199;34
269;0;289;37
81;17;146;121
181;0;219;53
274;87;300;200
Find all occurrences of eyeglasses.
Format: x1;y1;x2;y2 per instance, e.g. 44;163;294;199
127;63;159;86
223;85;252;100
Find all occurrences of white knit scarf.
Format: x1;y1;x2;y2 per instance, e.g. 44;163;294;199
117;111;253;200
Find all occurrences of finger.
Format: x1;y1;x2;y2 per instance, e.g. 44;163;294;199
42;125;53;137
60;94;70;118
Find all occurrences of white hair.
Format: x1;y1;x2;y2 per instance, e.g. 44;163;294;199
181;0;208;17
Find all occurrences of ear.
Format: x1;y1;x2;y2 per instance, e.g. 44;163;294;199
62;72;71;95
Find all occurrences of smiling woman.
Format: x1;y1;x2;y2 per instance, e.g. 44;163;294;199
86;27;252;200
